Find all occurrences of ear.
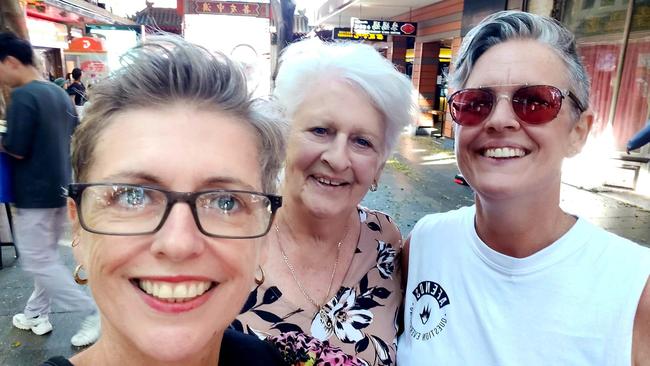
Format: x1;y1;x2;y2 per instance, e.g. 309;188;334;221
567;110;593;157
67;198;85;264
374;161;386;182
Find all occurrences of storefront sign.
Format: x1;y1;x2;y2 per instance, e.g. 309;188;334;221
26;17;68;49
333;27;386;42
188;1;270;18
352;18;417;36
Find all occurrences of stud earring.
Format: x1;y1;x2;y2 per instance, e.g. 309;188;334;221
370;181;378;192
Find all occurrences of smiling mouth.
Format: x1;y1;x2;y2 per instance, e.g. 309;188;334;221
313;176;349;187
132;279;216;303
481;147;528;159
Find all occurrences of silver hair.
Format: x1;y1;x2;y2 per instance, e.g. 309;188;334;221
72;35;287;193
273;38;418;159
450;10;590;116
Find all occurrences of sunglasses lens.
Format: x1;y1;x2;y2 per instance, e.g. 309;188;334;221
450;89;494;126
512;86;563;124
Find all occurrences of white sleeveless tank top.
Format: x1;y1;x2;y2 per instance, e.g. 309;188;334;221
397;205;650;366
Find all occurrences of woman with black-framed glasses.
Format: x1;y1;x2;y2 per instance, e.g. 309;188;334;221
398;11;650;366
40;36;288;366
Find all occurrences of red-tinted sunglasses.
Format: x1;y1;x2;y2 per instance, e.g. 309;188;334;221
448;85;586;126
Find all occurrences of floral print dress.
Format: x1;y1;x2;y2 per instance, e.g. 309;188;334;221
232;206;403;366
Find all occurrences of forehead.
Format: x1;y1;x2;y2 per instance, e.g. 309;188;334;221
294;79;383;127
465;40;570;89
87;105;262;190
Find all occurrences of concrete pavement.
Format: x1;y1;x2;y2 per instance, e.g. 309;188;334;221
0;134;648;365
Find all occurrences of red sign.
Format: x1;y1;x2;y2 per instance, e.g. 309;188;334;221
189;1;269;18
67;37;106;53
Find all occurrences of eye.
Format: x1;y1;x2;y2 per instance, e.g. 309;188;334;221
353;136;373;148
110;186;151;209
200;192;245;214
310;127;328;136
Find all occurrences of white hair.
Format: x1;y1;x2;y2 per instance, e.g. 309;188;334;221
273;39;418;159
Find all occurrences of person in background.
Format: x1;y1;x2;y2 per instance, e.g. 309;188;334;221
40;36;288;366
67;67;86;107
233;39;417;366
398;11;650;366
627;121;650;153
0;32;100;347
53;78;66;89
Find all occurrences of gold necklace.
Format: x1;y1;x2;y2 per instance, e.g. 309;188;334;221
275;222;350;310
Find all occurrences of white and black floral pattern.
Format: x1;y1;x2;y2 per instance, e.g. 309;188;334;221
376;241;397;279
232;207;402;366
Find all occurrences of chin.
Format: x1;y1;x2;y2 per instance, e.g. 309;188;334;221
135;328;218;362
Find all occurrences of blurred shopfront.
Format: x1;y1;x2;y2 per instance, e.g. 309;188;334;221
556;0;650;193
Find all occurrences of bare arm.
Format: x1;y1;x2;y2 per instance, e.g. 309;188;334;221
634;278;650;366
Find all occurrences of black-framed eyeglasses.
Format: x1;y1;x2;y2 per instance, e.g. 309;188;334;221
67;183;282;238
448;84;586;126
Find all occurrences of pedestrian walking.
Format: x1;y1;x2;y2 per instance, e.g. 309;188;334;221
398;11;650;366
66;67;86;107
0;32;100;347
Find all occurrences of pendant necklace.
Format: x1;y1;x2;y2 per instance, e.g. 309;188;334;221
275;221;351;311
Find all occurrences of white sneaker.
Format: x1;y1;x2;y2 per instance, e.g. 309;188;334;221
71;313;101;347
12;313;53;335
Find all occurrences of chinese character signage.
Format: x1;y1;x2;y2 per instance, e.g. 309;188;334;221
332;28;386;42
352;18;417;37
189;1;270;18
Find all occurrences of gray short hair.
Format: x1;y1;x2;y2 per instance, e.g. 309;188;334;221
273;39;417;159
72;36;287;193
450;11;590;116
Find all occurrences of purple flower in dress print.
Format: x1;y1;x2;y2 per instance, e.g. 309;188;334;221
311;288;373;343
375;241;396;279
269;331;368;366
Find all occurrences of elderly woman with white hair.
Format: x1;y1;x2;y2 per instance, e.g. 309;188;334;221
233;39;417;365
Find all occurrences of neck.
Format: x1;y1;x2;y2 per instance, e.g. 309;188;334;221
473;184;576;258
277;195;356;247
16;66;41;86
70;325;222;366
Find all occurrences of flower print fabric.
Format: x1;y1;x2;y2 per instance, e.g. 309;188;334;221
232;206;403;366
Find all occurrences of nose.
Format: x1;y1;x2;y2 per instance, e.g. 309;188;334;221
321;135;351;172
483;94;521;131
150;202;205;261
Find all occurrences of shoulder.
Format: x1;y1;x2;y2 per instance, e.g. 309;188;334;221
219;329;286;366
39;356;74;366
411;205;474;237
358;205;402;244
634;279;650;366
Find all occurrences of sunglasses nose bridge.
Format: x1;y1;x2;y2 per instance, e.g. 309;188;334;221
483;92;522;129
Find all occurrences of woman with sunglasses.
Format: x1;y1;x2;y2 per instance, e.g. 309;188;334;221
40;36;287;366
398;11;650;365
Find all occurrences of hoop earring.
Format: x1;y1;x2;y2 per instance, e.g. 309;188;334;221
73;264;88;285
71;236;80;248
370;181;378;192
255;265;265;286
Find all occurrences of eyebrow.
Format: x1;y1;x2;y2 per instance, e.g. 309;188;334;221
98;171;258;191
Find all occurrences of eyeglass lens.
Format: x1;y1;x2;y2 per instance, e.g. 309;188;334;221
78;185;273;237
449;85;564;126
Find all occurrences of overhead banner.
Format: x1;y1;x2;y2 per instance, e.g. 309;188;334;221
188;1;270;18
352;18;417;37
333;27;386;42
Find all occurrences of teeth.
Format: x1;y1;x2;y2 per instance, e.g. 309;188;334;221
316;177;344;186
138;280;212;302
483;147;526;158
